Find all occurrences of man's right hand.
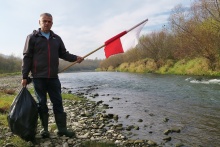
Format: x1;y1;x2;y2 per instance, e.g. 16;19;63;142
76;56;84;63
21;79;27;87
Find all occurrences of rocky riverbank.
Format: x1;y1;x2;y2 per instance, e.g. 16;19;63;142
0;75;182;147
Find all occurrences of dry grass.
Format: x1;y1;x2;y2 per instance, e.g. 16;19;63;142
0;89;16;95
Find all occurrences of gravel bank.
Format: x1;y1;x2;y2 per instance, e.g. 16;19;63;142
0;75;23;93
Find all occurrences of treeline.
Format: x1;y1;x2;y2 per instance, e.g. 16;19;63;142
0;54;101;74
0;54;21;74
58;59;102;72
99;0;220;73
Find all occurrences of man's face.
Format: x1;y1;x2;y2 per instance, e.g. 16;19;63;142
39;15;53;33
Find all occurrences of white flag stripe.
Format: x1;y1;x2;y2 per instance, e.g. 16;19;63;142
121;22;146;52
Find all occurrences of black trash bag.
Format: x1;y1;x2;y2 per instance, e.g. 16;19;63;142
7;87;38;141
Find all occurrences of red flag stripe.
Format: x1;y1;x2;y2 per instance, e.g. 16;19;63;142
104;38;124;58
105;31;127;45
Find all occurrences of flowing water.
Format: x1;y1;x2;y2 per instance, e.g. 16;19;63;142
59;72;220;147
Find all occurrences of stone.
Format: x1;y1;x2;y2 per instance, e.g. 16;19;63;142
171;128;181;133
163;117;169;122
62;142;69;147
138;119;143;122
134;140;144;144
163;136;172;142
164;129;172;135
147;140;157;145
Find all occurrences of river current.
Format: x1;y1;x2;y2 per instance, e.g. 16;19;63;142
59;72;220;147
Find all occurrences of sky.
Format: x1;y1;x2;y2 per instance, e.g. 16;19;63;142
0;0;193;59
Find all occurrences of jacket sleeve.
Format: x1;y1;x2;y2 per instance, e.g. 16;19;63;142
58;38;78;62
22;35;34;79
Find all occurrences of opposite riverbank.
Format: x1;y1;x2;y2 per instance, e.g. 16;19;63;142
97;57;220;77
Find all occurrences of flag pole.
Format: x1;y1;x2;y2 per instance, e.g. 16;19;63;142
59;18;148;73
127;18;148;32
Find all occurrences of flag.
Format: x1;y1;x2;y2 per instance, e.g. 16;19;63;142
104;21;146;58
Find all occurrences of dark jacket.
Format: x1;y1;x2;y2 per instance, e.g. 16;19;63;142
22;29;77;79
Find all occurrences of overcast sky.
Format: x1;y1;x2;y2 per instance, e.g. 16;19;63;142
1;0;193;59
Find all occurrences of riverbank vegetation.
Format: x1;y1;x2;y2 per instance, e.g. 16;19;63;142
0;53;101;74
99;0;220;76
0;54;21;74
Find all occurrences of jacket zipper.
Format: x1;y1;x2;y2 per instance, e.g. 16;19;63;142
47;40;51;78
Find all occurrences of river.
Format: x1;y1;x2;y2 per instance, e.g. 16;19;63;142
59;72;220;147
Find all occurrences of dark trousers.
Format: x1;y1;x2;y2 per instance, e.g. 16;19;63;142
32;78;64;114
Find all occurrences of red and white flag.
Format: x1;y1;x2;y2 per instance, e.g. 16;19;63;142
104;19;147;58
59;19;148;73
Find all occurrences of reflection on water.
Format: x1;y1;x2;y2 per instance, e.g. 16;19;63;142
59;72;220;146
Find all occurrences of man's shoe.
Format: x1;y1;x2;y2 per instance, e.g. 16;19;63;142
40;130;50;138
57;130;75;138
39;113;50;138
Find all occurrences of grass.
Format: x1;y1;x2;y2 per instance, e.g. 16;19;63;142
0;114;8;126
7;136;33;147
0;92;15;113
62;93;82;101
50;123;57;132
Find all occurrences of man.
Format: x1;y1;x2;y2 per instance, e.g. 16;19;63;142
21;13;84;138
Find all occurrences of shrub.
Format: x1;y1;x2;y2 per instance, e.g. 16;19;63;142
117;62;129;72
128;63;136;72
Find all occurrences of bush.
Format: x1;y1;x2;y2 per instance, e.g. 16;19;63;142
128;63;136;72
167;58;214;75
117;62;129;72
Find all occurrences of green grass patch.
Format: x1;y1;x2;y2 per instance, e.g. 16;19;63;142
7;136;32;147
0;114;8;126
62;93;82;101
167;58;213;75
50;123;57;132
0;92;15;113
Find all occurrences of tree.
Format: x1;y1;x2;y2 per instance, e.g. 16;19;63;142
169;1;220;70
